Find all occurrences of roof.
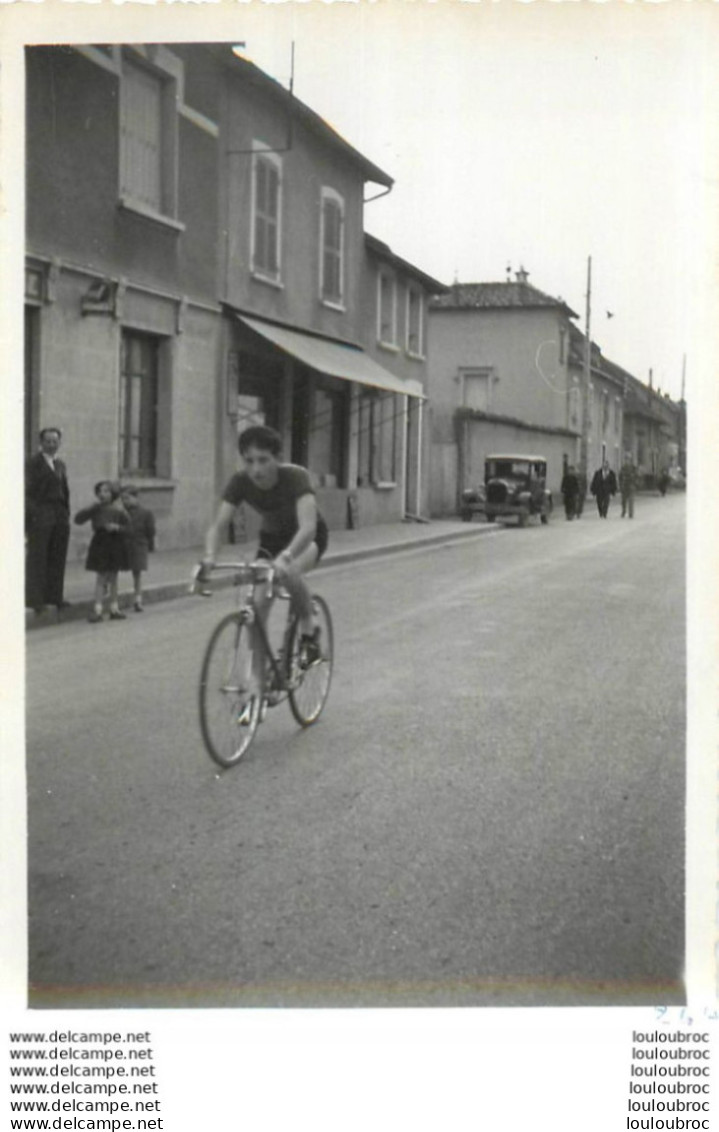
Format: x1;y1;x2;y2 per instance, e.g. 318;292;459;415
430;280;578;319
365;234;448;294
205;45;393;188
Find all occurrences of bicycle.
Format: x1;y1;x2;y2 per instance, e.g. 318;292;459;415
190;561;334;768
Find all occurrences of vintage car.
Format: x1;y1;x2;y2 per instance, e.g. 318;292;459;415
460;454;553;526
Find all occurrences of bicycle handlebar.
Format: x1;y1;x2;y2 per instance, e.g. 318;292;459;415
188;560;276;596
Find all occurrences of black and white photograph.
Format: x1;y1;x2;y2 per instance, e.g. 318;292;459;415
2;0;718;1123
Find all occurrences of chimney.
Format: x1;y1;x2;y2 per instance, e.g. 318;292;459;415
515;266;529;284
648;368;653;390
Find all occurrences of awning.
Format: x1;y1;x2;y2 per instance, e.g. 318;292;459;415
238;315;425;399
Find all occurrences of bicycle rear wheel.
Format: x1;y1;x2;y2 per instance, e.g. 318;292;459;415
199;613;263;767
287;595;334;726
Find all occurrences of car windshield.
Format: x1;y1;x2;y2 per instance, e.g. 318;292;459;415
486;461;531;479
486;460;546;479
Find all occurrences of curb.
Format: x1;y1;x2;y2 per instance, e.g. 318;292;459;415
25;522;496;631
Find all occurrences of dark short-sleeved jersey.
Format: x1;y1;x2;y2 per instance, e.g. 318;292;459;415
222;464;318;545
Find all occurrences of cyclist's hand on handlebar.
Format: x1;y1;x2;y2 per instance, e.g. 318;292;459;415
273;549;293;577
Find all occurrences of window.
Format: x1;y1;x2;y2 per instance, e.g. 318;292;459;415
119;332;159;476
588;383;595;429
357;391;397;485
406;287;424;357
601;390;610;433
462;370;491;412
614;397;621;434
569;385;581;430
377;272;397;347
120;54;177;218
320;189;344;306
251;146;282;282
308;385;346;486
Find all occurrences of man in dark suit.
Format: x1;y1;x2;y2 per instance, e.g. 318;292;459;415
590;459;618;519
25;427;71;614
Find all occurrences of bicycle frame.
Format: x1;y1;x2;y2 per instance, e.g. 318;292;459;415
195;559;333;767
191;561;298;696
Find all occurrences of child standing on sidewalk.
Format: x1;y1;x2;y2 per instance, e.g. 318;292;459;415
74;481;129;623
120;488;156;612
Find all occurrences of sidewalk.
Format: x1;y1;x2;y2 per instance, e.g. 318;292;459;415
26;517;495;631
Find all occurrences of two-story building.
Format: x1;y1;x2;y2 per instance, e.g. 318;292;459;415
567;328;626;479
426;270;581;514
25;43;444;557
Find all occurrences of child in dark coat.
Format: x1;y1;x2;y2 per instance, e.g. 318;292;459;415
120;488;156;612
74;480;129;623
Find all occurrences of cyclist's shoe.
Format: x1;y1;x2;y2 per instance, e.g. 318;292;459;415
299;627;322;669
237;698;256;726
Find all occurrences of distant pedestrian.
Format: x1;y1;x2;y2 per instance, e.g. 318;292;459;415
619;460;638;518
590;460;618;518
25;427;71;614
121;488;156;612
561;465;581;520
74;481;129;623
658;469;670;496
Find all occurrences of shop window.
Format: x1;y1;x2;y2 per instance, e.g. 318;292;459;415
357;391;398;486
251;146;282;283
308;385;346;487
320;188;344;306
119;331;160;476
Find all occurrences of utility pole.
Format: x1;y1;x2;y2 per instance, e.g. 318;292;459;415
581;256;592;481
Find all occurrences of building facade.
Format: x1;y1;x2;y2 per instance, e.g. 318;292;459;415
426;272;581;514
25;43;443;558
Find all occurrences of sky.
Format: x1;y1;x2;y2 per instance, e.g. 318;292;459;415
228;2;719;402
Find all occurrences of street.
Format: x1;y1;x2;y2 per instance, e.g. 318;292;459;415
26;493;685;1008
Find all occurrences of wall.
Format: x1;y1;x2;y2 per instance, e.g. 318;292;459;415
26;48;220;302
33;270;221;561
427;306;573;433
461;419;570;503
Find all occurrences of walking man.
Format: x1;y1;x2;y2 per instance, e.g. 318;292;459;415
619;459;638;519
561;465;581;520
590;459;617;519
25;427;71;614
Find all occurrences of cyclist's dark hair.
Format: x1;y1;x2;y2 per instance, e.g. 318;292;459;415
238;425;282;457
39;426;62;441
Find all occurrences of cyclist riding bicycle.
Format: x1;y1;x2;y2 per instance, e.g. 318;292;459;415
201;425;328;673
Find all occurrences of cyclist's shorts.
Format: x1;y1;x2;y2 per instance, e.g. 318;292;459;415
258;516;328;563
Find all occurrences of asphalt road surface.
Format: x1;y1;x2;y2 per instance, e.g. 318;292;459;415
26;493;685;1007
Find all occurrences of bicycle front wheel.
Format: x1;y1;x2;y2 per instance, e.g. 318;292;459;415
287;595;334;727
199;613;263;767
